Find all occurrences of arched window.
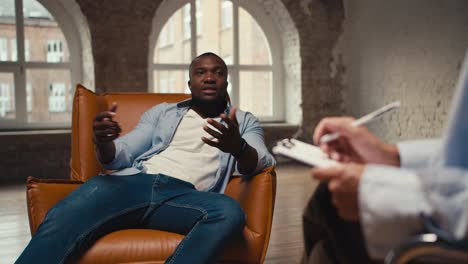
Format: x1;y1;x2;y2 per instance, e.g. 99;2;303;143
0;0;83;129
150;0;284;121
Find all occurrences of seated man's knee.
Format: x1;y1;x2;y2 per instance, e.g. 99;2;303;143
216;196;246;233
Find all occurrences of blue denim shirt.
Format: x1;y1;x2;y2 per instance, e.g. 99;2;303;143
103;99;276;193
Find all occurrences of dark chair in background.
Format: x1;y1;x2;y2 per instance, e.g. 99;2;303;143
385;233;468;264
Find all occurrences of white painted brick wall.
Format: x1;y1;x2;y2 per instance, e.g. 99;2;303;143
340;0;468;142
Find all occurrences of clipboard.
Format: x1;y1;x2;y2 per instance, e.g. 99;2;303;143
272;138;339;168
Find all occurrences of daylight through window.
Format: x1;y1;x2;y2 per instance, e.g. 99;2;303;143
0;0;79;129
150;0;282;121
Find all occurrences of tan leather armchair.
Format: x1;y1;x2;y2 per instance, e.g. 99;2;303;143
26;84;277;264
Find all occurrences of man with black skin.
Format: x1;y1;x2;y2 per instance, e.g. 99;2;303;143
17;52;275;264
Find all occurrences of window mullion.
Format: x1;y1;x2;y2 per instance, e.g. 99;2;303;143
24;62;71;69
14;0;26;125
231;1;239;107
233;1;239;66
16;0;25;63
152;64;189;70
190;0;197;58
237;65;273;71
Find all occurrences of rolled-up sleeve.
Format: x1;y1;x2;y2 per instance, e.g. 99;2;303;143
103;105;163;170
237;112;276;177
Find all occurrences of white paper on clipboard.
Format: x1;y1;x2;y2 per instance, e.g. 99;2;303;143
272;138;339;168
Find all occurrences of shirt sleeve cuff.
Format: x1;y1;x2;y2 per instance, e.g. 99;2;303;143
397;139;440;169
235;147;276;178
102;140;128;170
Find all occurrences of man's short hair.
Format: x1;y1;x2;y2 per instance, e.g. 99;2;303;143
189;52;228;79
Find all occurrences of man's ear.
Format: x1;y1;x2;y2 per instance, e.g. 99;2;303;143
188;80;192;91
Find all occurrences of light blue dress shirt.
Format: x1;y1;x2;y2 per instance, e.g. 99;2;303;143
102;99;276;193
359;50;468;259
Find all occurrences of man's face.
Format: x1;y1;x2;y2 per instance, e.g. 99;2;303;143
188;55;228;104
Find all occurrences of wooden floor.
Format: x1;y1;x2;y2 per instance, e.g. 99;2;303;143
0;163;317;264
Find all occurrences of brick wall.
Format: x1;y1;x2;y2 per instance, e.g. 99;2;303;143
281;0;346;140
0;132;71;183
75;0;163;92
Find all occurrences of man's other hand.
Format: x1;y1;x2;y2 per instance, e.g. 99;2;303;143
93;103;122;144
202;106;243;155
312;164;365;221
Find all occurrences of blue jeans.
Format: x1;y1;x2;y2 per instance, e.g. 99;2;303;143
16;173;245;264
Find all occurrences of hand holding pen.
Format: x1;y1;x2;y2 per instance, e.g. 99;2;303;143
310;102;402;222
319;101;400;144
312;102;401;166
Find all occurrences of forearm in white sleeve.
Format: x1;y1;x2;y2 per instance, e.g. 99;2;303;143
359;165;432;259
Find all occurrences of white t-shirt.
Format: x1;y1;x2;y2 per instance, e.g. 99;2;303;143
142;109;220;191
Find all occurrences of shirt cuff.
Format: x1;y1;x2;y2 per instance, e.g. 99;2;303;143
102;140;127;170
397;139;440;169
236;147;276;177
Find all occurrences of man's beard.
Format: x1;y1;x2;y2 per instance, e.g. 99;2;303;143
191;94;227;110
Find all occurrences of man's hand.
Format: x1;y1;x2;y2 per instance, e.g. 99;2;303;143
92;103;120;164
202;106;243;155
202;107;258;174
312;164;365;221
93;103;122;144
313;117;400;166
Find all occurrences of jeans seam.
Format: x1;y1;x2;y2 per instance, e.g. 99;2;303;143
164;201;208;264
164;201;208;215
151;175;158;202
59;202;150;264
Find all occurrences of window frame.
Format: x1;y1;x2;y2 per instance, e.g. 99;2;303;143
0;0;82;130
221;0;232;30
149;0;284;122
158;17;174;48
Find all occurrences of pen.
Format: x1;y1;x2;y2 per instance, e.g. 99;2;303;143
319;101;401;144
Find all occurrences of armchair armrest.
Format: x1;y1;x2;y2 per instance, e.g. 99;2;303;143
223;166;277;263
384;233;468;264
26;176;83;235
225;167;276;235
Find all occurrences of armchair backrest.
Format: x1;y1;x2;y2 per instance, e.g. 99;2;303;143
71;84;190;181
